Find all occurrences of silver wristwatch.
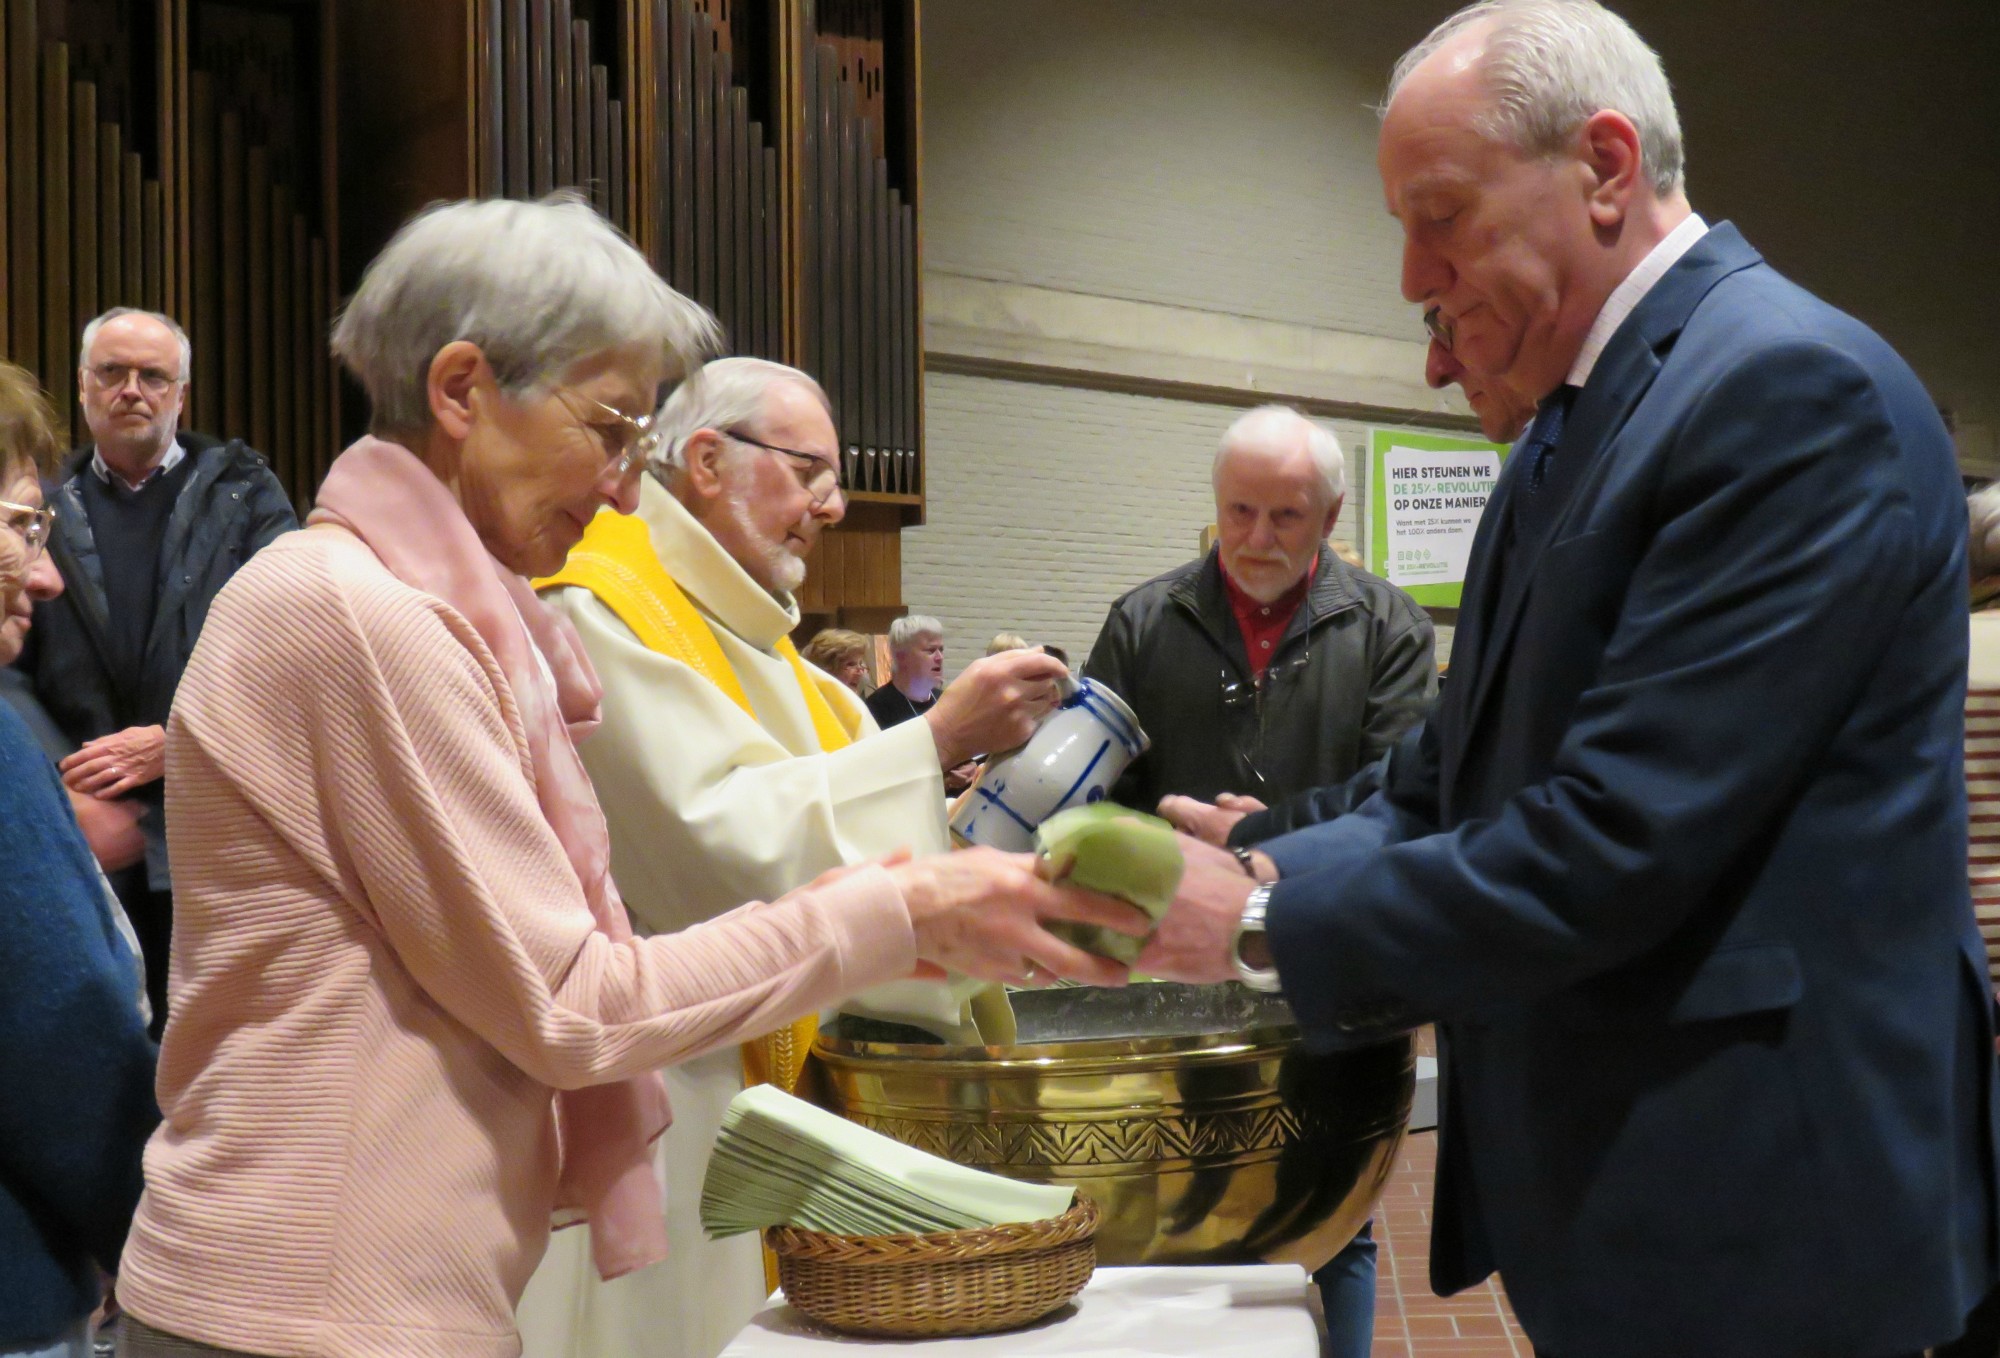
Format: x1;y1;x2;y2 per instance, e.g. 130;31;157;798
1231;882;1282;993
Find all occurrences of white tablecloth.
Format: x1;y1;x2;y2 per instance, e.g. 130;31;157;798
719;1264;1325;1357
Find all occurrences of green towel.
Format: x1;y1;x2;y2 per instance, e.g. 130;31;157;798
700;1084;1074;1238
1037;802;1184;965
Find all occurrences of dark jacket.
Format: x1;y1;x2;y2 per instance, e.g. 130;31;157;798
1257;224;2000;1357
0;701;159;1347
1083;548;1435;813
18;434;297;889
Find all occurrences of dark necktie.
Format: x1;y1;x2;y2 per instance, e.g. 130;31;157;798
1524;384;1579;495
1508;384;1581;549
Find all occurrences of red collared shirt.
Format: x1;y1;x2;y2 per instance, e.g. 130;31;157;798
1221;555;1316;682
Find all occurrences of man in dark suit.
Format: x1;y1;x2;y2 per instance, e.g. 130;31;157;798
1138;4;2000;1356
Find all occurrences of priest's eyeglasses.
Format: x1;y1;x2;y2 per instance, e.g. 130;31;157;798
0;499;55;562
725;429;846;509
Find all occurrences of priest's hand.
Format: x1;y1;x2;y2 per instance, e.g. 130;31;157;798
1157;792;1266;847
1133;835;1261;985
925;649;1069;769
892;846;1150;989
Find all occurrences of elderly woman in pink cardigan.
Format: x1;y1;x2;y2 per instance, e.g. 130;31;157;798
112;196;1140;1358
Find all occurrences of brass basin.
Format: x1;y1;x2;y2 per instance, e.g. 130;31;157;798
814;983;1413;1270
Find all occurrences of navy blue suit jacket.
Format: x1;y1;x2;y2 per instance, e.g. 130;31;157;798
1260;224;1999;1358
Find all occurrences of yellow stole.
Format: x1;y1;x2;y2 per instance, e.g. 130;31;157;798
539;510;859;1095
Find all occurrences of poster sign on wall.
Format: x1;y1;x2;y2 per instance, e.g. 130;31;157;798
1364;428;1510;607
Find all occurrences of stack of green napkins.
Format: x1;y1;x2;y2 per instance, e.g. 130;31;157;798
700;1084;1074;1238
1037;802;1185;965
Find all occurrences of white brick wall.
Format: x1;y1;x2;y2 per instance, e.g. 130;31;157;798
903;371;1394;677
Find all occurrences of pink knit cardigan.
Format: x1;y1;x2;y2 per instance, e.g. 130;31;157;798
116;525;916;1358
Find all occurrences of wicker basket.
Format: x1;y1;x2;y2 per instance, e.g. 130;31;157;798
766;1195;1100;1338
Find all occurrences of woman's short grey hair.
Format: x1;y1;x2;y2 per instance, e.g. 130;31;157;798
651;356;834;475
1385;0;1685;198
80;307;192;383
330;193;720;435
1214;405;1347;507
889;615;943;652
1970;485;2000;581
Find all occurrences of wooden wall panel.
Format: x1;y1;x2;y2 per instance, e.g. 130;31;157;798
0;2;9;352
99;122;122;307
71;85;98;348
245;145;271;456
218;107;244;438
530;0;553;196
271;182;294;482
122;152;142;307
553;0;573;186
8;0;38;370
143;179;163;311
190;71;219;430
42;42;71;434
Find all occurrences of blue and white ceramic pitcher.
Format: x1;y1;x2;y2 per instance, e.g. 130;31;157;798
949;677;1150;852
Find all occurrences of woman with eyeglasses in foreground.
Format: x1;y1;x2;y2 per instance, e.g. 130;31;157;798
110;195;1142;1358
0;359;159;1358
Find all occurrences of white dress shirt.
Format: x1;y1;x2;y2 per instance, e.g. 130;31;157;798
1566;212;1709;388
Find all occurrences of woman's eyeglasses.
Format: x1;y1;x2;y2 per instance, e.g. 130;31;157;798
724;429;845;510
0;499;55;562
559;392;664;477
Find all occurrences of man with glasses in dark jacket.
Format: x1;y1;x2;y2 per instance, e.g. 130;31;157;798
15;307;296;1035
1083;402;1436;1358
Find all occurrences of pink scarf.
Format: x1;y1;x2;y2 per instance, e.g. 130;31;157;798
310;437;671;1280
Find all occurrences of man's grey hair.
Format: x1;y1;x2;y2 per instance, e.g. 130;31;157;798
651;356;834;476
1971;484;2000;581
889;615;943;652
1385;0;1685;198
79;307;192;383
330;193;720;435
1214;405;1347;507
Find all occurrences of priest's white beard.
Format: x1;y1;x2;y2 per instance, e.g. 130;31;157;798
725;491;809;594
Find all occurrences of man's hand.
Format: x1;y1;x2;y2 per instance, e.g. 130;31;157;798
891;845;1151;989
68;792;146;871
924;649;1069;769
1157;792;1267;847
944;760;980;796
61;724;167;798
1133;834;1260;984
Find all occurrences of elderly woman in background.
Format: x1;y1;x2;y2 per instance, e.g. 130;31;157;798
0;360;158;1358
111;195;1138;1358
800;626;874;696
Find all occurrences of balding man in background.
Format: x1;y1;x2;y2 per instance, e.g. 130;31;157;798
1167;331;1533;855
1086;404;1435;816
1084;404;1435;1357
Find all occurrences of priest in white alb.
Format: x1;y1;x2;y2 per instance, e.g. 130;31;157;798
516;357;1070;1358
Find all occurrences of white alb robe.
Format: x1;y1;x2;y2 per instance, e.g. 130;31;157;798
515;478;951;1358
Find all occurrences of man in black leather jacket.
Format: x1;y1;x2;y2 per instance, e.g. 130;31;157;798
1085;404;1436;820
1174;333;1534;853
15;308;296;1033
1083;403;1435;1358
